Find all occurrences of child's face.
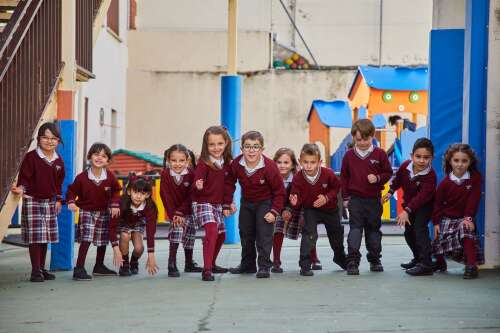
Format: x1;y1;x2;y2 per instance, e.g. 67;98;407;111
207;134;227;160
275;154;293;177
241;139;263;165
128;189;150;207
169;150;189;174
450;151;471;177
38;129;59;153
411;148;432;173
353;131;373;151
90;150;109;169
300;154;321;176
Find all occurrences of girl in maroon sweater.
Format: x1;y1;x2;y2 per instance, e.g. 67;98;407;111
12;122;65;282
67;143;122;280
432;144;483;279
383;138;436;276
109;176;159;276
192;126;234;281
160;144;202;277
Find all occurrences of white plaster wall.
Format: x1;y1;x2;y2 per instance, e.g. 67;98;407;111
432;0;465;29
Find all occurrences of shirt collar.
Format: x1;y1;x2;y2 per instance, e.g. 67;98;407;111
209;156;224;168
36;147;59;162
88;168;107;182
169;168;188;177
450;171;470;184
354;145;374;158
406;162;431;179
131;202;146;213
304;168;320;183
239;156;265;174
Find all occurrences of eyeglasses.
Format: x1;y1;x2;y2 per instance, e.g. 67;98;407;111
242;144;262;152
40;136;59;142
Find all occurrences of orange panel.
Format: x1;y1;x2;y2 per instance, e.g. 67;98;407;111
308;109;331;164
57;90;75;120
369;89;428;117
348;77;370;113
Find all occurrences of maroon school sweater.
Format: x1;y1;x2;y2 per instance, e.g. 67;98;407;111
340;147;392;200
109;203;157;252
66;169;122;211
191;160;230;205
290;167;340;210
224;155;286;216
388;160;436;214
159;168;194;218
431;171;482;225
17;149;65;201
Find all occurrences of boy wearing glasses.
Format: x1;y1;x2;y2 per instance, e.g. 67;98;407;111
225;131;286;278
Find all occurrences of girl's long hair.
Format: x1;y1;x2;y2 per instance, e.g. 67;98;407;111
443;143;479;174
199;126;232;168
120;174;158;219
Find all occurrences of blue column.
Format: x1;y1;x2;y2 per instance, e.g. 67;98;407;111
221;75;241;244
463;0;489;248
51;120;76;270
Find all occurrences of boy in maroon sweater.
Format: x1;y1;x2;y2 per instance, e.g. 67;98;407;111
340;119;392;275
290;143;347;276
225;131;286;278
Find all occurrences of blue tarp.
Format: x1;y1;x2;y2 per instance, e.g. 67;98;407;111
307;100;352;128
400;126;428;161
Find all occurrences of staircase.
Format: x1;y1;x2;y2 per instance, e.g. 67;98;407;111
0;1;18;34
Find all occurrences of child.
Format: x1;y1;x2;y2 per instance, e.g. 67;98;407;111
383;138;436;276
109;176;159;276
11;122;65;282
340;119;392;275
160;144;202;277
432;143;482;279
271;148;322;273
290;143;346;276
225;131;286;278
66;143;122;280
191;126;233;281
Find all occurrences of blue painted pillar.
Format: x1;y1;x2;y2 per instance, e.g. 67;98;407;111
221;75;241;244
50;120;76;270
463;0;489;248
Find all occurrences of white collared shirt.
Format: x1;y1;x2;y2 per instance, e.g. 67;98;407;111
88;168;107;182
450;171;470;184
305;169;320;183
283;172;293;189
355;145;374;158
170;168;188;182
239;156;265;174
36;147;59;163
131;202;146;213
209;156;224;169
406;162;431;179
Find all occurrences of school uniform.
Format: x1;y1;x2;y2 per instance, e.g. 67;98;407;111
388;160;436;267
273;173;294;235
340;146;392;266
290;167;345;270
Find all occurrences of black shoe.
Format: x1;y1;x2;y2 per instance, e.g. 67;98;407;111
256;268;270;278
41;269;56;280
168;264;180;277
406;263;433;276
432;260;447;272
30;272;44;282
300;268;314;276
463;266;478;279
370;261;384;272
184;261;203;273
73;267;92;281
229;265;257;274
130;261;139;275
202;271;215;281
271;265;283;273
119;266;132;277
333;256;347;270
311;262;323;270
346;263;359;275
401;259;418;270
92;264;117;276
212;265;229;274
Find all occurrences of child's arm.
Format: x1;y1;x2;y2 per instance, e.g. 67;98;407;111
404;172;437;214
159;171;183;222
13;154;34;195
383;165;403;202
375;152;393;185
431;181;446;226
193;161;209;191
145;207;159;274
267;164;286;218
56;160;66;203
339;155;350;202
223;162;237;213
66;176;81;212
289;174;302;208
463;173;482;220
324;170;341;204
109;209;123;267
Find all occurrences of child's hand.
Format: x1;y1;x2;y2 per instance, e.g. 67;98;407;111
282;210;292;222
313;194;327;208
146;253;159;275
113;247;123;268
68;203;78;212
264;212;275;224
223;209;232;217
367;174;378;184
343;200;349;208
289;194;298;206
433;224;440;240
55;202;62;215
11;185;23;195
381;193;392;203
173;215;185;227
111;207;120;218
461;217;475;232
195;179;204;190
230;203;237;214
396;211;411;227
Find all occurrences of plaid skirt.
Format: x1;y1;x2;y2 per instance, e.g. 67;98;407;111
432;217;484;264
192;202;226;234
274;215;286;234
285;210;304;240
168;215;197;249
119;224;145;234
76;209;110;247
21;196;58;244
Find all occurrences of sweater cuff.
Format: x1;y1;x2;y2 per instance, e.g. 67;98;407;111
147;248;155;253
111;241;119;247
376;175;381;183
174;211;184;217
270;209;280;217
67;199;76;205
404;206;412;214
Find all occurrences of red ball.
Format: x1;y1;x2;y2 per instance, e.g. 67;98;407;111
290;63;298;69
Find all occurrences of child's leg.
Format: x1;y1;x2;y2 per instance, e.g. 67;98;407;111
363;199;383;264
310;245;319;263
76;242;91;268
39;244;48;270
299;209;319;270
403;222;417;262
28;244;41;274
169;242;179;266
413;204;433;267
463;238;477;267
238;201;257;271
213;232;225;267
182;222;197;265
255;201;274;271
202;223;218;272
272;232;284;267
168;224;183;267
130;232;144;264
95;246;106;266
119;232;130;267
346;197;364;266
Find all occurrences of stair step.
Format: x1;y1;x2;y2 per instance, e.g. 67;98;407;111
0;0;19;8
0;12;12;23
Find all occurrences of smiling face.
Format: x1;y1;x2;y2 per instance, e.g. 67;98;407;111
128;189;150;207
450;151;471;178
353;131;373;151
411;147;432;173
241;139;263;167
299;153;321;176
38;129;60;154
275;153;293;178
90;150;110;169
168;150;189;174
207;134;227;160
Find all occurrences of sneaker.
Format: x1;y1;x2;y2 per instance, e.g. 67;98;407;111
184;261;203;273
212;265;229;274
333;256;347;270
271;265;283;273
432;260;447;272
405;263;433;276
202;270;215;281
311;262;323;270
401;259;418;270
463;266;479;279
229;265;257;274
256;268;270;278
346;263;359;275
41;269;56;280
119;266;132;277
168;264;180;278
92;264;117;276
73;267;92;281
30;272;44;282
370;261;384;272
130;261;139;275
300;268;314;277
